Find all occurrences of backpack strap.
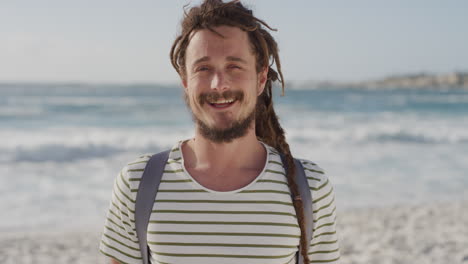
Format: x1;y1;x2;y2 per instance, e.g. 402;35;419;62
280;156;313;264
135;150;171;264
136;151;311;264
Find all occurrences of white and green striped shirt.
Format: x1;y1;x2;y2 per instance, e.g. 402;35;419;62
100;141;340;264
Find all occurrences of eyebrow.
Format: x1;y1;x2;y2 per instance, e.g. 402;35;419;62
192;56;248;66
226;56;248;64
192;56;210;66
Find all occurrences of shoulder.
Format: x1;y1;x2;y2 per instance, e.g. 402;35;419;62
297;158;333;192
110;154;154;205
123;153;153;180
119;146;180;184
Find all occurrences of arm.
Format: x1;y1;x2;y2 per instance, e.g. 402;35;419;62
302;161;341;263
99;165;145;264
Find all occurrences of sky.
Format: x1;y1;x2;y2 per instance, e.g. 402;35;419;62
1;0;467;84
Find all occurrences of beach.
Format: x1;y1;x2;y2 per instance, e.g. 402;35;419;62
1;200;466;264
1;85;467;263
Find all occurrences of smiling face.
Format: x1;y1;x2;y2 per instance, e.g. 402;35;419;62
182;26;267;143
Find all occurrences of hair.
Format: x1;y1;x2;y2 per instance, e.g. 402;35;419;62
170;1;310;262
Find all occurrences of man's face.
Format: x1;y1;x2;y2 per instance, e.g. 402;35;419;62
182;26;267;143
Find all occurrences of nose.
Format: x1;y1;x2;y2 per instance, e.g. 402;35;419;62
210;71;229;91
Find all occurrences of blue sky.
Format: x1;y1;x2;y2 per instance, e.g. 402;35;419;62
1;0;467;84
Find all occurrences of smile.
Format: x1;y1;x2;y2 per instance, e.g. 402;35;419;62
208;98;236;109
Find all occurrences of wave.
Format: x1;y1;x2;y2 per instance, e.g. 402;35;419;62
12;143;127;162
287;120;468;146
3;125;467;164
1;127;193;163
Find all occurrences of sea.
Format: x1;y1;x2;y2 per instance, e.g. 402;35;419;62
1;83;467;232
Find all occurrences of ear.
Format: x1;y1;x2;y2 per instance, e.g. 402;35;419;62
257;67;268;95
182;77;188;91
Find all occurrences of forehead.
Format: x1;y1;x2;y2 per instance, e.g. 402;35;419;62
185;26;254;63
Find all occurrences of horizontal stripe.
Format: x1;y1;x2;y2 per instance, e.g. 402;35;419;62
157;189;206;193
161;179;192;183
302;161;317;166
127;160;149;166
313;221;336;232
239;189;290;195
314;207;336;223
100;240;142;260
149;220;299;227
148;241;297;248
104;226;138;243
151;210;297;217
111;201;133;220
266;169;286;176
119;171;131;189
313;187;333;203
309;240;339;248
313;231;337;239
115;181;136;204
112;191;135;214
310;178;329;191
106;217;130;235
130;189;207;192
313;197;335;214
304;167;324;174
127;168;144;172
167;157;182;164
148;231;300;238
258;179;288;186
128;178;141;182
107;208;136;229
155;199;292;206
152;251;295;259
101;143;339;264
308;248;340;255
102;233;140;252
307;176;321;182
99;249;131;264
310;256;341;263
268;160;283;166
163;169;184;173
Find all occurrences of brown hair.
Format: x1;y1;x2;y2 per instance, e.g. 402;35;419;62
170;0;309;262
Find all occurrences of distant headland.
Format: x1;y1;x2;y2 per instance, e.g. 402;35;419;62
292;72;468;90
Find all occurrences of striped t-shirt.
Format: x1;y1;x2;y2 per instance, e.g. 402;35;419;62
99;141;340;264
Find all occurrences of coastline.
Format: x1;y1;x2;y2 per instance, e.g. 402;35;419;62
1;200;467;264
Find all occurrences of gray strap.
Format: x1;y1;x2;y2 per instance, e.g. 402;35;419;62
135;150;171;264
280;156;313;264
293;158;313;264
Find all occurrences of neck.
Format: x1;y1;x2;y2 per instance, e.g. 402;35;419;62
182;126;266;172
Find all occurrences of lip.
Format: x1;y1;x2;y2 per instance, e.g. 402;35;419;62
208;99;237;110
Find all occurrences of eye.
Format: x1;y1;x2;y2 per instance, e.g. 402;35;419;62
196;65;210;72
228;64;242;70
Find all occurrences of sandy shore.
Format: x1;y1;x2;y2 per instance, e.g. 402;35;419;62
338;200;468;264
1;200;467;264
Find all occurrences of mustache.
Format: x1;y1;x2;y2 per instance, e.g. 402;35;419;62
198;90;244;105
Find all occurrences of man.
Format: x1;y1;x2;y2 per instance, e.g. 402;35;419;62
99;1;340;263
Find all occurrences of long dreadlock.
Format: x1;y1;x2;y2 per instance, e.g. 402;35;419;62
170;1;310;262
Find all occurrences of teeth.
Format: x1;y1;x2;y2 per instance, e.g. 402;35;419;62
210;99;234;104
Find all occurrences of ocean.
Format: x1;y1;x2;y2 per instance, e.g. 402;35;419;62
1;83;467;232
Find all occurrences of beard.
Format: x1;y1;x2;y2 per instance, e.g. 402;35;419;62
185;90;256;143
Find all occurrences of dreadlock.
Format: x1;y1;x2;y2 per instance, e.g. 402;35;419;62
170;1;310;262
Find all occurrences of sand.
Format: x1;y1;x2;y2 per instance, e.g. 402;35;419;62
1;200;467;264
338;200;468;264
